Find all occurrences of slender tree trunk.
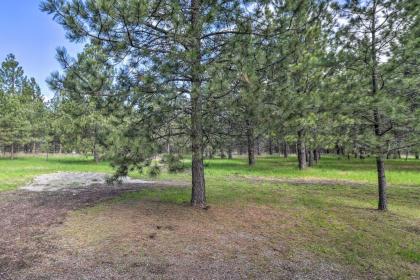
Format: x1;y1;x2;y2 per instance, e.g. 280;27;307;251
93;144;99;164
314;149;319;164
376;156;387;210
208;147;214;159
93;125;100;164
220;147;225;159
415;152;419;160
308;149;314;167
370;4;387;211
246;120;256;166
256;137;261;155
283;142;289;158
297;130;306;170
10;144;14;160
268;138;273;155
190;0;205;207
227;145;233;159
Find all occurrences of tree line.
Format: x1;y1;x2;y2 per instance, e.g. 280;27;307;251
1;0;418;211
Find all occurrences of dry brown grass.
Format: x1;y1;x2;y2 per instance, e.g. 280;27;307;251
46;199;357;279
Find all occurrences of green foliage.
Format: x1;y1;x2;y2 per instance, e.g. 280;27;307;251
0;54;49;157
148;164;161;177
162;153;185;173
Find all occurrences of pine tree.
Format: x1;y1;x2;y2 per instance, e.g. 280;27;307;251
42;0;258;207
336;0;418;210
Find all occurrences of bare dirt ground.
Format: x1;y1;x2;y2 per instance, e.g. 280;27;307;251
0;172;358;280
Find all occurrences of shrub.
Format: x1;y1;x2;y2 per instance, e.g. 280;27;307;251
162;153;185;173
148;164;161;177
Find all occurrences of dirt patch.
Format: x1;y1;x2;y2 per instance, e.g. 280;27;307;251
0;173;359;279
20;172;177;192
40;201;356;280
0;173;188;280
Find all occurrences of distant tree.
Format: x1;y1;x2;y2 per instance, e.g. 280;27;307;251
0;54;43;158
48;45;115;163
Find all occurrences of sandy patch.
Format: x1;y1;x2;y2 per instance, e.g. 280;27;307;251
20;172;168;192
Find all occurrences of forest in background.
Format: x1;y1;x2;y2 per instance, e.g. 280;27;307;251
0;0;418;210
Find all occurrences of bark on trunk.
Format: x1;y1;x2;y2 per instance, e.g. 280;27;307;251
246;120;256;166
308;149;314;167
256;137;261;155
227;146;233;159
376;156;387;210
93;144;100;164
283;142;289;158
314;149;319;163
10;144;14;160
220;147;225;159
297;130;306;170
190;0;206;207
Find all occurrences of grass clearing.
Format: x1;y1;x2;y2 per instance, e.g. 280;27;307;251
0;154;419;278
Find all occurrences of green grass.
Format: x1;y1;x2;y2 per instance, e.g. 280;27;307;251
0;154;419;278
200;155;420;186
134;155;420;185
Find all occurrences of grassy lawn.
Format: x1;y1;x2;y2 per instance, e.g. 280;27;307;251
1;154;419;278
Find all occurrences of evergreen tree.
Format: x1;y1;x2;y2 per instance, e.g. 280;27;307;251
42;0;259;207
336;0;419;210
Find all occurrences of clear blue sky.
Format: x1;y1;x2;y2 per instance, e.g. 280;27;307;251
0;1;82;99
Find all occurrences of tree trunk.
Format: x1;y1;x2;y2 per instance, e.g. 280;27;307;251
190;0;206;208
376;156;387;210
227;146;233;159
314;149;319;164
220;147;225;159
415;152;419;160
370;5;387;211
308;149;314;167
268;138;273;155
10;144;14;160
208;147;214;159
283;142;289;158
297;130;306;170
93;144;100;164
256;137;261;155
246;120;256;166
